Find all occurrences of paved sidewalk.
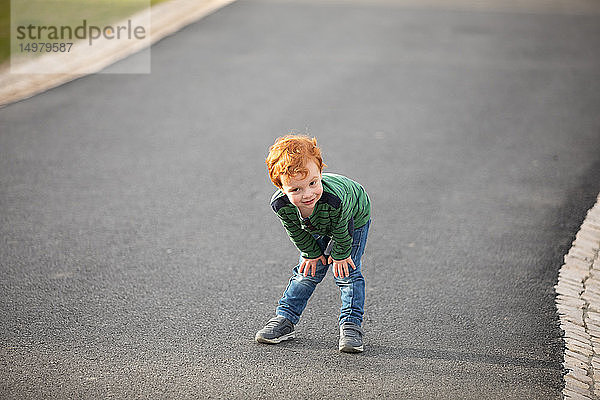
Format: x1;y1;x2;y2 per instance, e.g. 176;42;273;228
556;195;600;399
0;0;236;107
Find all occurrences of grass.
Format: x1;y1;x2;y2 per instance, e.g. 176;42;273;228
0;0;170;67
0;0;9;63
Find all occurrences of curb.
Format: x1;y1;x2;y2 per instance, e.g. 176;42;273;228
556;193;600;399
0;0;237;108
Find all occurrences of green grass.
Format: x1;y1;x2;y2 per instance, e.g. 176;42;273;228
0;0;9;64
0;0;170;67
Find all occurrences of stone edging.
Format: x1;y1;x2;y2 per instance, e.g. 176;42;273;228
0;0;237;108
556;193;600;399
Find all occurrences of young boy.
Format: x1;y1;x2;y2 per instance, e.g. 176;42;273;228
255;135;371;353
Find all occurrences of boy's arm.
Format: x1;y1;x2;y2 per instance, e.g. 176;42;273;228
329;205;354;261
277;214;323;259
327;205;358;279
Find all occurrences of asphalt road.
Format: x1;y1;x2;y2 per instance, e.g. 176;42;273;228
2;1;600;398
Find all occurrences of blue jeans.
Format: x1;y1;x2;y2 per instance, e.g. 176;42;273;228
276;219;370;327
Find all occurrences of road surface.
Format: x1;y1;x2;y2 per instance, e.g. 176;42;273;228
1;0;600;398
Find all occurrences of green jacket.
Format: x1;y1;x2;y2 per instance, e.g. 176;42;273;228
271;173;371;260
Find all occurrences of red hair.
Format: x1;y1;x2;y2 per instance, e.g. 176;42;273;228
266;135;327;189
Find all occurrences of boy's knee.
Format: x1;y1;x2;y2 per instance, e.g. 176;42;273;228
334;269;363;284
293;271;325;285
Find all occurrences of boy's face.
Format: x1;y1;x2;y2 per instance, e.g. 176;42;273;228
281;159;323;217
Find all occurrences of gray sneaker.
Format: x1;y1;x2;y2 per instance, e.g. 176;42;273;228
255;316;295;344
339;322;364;353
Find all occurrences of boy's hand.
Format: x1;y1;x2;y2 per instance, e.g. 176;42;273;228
299;255;328;277
328;256;356;279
